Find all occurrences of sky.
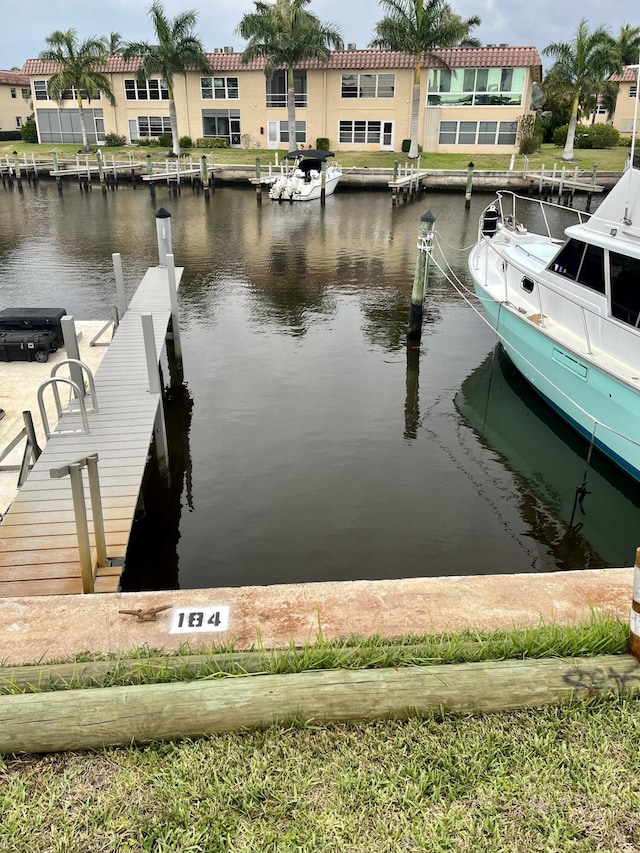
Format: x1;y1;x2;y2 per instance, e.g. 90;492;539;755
0;0;636;71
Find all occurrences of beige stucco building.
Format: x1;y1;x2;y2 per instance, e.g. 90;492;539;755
609;66;639;138
21;45;542;154
0;69;31;136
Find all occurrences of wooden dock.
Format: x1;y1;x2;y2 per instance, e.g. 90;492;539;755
0;262;182;597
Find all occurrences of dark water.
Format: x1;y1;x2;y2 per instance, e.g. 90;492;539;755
1;178;637;590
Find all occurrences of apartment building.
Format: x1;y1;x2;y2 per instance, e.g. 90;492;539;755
21;45;542;154
609;66;639;138
0;69;31;135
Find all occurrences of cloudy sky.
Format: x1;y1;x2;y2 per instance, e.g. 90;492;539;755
0;0;636;70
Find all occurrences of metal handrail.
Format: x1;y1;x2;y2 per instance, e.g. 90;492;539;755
37;377;89;439
50;453;107;594
50;358;99;413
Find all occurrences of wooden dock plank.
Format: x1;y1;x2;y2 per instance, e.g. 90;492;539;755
0;264;183;597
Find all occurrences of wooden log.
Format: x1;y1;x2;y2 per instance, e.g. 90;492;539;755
1;655;639;754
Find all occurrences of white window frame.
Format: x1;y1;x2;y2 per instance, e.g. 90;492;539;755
137;115;172;138
341;73;395;99
201;76;239;99
124;78;169;101
339;119;383;144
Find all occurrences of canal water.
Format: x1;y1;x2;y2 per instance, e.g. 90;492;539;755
1;177;638;590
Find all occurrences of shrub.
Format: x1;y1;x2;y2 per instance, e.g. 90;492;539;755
179;135;193;149
21;118;38;143
401;138;411;153
588;123;619;149
104;132;126;147
135;137;153;146
553;122;620;150
517;114;542;155
241;133;253;149
316;137;330;150
0;130;22;141
157;132;173;148
195;137;231;148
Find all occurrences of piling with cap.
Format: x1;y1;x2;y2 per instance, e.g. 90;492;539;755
407;210;436;343
155;208;173;267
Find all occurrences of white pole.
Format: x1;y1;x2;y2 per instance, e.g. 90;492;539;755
112;253;127;319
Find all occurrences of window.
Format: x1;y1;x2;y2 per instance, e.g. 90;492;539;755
266;70;307;107
137;115;172;137
59;87;100;101
202;108;243;145
611;252;640;325
549;239;605;295
22;88;30;100
630;86;637;99
269;120;306;144
34;81;47;100
201;76;239;99
10;88;16;98
339;120;382;143
15;116;22;128
341;73;395;98
124;79;169;100
427;67;525;106
437;120;517;145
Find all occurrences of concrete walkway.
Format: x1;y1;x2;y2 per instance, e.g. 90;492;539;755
0;567;632;666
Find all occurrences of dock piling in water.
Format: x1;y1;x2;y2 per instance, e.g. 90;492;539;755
465;162;474;209
407;210;436;343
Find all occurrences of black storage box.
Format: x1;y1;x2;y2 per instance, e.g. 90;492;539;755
0;308;67;347
0;330;59;363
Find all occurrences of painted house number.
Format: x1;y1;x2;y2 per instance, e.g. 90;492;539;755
170;606;230;634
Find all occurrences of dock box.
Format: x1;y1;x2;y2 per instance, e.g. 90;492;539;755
0;308;67;347
0;330;59;363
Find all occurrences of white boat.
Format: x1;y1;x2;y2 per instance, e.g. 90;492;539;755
268;149;342;202
468;152;640;482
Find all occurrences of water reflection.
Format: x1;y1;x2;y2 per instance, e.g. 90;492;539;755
0;178;634;589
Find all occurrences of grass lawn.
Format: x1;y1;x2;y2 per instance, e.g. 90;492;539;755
2;617;640;852
0;142;631;173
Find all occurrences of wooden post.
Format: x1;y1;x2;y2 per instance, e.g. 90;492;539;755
60;316;84;397
97;149;106;193
407;210;435;343
321;160;327;205
465;161;474;209
165;253;183;368
12;150;23;192
112;252;127;319
255;156;262;201
630;548;640;661
155;207;173;267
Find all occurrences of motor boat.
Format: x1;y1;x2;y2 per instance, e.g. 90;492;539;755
268;149;342;202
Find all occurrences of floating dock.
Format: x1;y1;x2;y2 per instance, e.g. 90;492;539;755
0;223;183;597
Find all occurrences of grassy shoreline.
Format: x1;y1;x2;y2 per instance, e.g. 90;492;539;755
0;141;630;172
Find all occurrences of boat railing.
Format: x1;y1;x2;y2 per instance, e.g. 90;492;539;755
493;191;591;241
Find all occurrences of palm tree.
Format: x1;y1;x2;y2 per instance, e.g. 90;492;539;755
39;29;115;153
370;0;481;158
615;24;640;66
123;1;210;156
238;0;343;151
108;32;123;56
542;19;619;161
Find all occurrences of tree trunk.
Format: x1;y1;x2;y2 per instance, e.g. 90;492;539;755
287;65;296;151
169;96;180;156
562;94;580;161
77;94;90;153
409;62;421;159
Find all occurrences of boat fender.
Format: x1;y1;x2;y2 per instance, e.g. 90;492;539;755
482;205;500;236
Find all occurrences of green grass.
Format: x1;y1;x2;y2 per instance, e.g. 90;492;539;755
0;612;630;694
0;615;638;850
0;141;630;172
2;697;640;851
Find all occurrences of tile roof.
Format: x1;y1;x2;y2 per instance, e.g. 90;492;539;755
0;69;30;86
21;46;542;78
610;66;639;83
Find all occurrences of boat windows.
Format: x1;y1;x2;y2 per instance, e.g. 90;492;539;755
521;277;535;293
610;252;640;326
549;239;605;294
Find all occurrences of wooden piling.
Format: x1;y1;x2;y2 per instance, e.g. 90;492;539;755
407;210;435;343
2;655;640;754
464;161;474;209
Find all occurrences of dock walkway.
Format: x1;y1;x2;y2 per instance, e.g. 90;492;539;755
0;264;182;597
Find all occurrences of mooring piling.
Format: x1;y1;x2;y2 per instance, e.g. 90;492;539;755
630;547;640;661
465;161;474;209
407;210;436;343
155;207;173;266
